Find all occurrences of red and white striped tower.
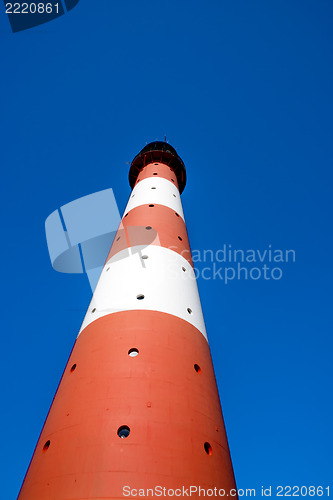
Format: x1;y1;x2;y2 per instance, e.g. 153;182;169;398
18;142;237;499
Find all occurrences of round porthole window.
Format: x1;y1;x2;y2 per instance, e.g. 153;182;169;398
43;440;51;452
204;442;212;455
117;426;130;439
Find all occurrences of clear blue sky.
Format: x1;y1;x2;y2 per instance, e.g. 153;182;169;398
0;1;332;498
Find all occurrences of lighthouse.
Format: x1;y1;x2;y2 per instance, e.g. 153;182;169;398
18;142;238;499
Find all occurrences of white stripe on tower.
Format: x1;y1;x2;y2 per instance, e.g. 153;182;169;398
79;245;207;337
124;176;185;221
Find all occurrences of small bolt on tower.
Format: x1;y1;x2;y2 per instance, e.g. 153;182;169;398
18;142;238;499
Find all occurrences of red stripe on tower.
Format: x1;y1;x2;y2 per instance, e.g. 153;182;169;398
18;142;238;499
